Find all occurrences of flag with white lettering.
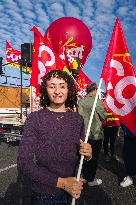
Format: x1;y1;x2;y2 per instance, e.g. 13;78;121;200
6;41;30;73
30;26;66;88
6;41;21;67
101;17;136;135
76;70;92;98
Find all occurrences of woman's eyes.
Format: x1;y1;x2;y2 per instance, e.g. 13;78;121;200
60;85;66;89
48;85;67;89
49;86;55;88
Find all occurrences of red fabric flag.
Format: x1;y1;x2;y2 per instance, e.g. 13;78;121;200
78;70;92;85
6;41;21;67
6;41;30;73
74;70;92;98
58;37;92;97
101;17;136;135
30;26;66;88
58;38;81;73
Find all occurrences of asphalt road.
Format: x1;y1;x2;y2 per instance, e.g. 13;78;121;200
0;136;136;205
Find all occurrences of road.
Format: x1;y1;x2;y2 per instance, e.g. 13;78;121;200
0;136;136;205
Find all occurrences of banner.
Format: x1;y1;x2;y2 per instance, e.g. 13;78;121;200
30;26;92;111
76;70;92;98
101;17;136;135
30;26;66;88
6;41;21;67
6;41;30;73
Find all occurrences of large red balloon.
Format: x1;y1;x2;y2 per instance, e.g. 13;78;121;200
44;17;92;69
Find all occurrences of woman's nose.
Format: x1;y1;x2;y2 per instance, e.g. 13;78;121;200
54;87;60;94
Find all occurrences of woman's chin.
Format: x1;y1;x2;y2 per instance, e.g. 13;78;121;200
52;101;65;105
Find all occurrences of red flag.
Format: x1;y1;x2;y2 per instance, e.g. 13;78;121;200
101;17;136;135
30;26;66;88
75;70;92;98
78;70;92;85
6;41;21;67
6;41;30;73
58;37;81;73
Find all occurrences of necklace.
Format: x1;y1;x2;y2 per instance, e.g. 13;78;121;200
57;115;64;120
50;112;64;121
47;107;65;121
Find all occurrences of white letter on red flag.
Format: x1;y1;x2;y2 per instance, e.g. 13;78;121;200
6;40;21;67
30;26;65;88
101;17;136;135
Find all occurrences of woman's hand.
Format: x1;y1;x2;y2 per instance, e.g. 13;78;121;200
79;139;92;160
57;177;83;199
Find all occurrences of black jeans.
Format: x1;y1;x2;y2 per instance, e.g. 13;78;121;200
103;126;119;156
123;135;136;176
82;139;102;182
31;191;84;205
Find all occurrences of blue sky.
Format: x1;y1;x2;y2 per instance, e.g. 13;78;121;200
0;0;136;88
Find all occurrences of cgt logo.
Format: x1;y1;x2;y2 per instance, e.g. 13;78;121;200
106;58;136;116
59;37;84;64
6;52;21;62
37;44;55;84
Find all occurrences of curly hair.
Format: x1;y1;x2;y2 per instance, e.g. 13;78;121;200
39;70;78;111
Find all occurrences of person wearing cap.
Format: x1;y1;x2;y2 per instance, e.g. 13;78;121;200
78;82;106;186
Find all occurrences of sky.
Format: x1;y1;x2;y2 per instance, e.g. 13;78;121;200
0;0;136;88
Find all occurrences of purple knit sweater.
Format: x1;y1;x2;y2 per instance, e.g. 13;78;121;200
17;108;85;194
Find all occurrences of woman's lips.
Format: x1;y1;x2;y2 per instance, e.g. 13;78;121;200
53;96;62;99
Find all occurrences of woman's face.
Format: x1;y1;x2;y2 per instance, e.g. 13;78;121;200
46;77;68;106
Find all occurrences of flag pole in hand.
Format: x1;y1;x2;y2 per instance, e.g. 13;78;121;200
71;78;103;205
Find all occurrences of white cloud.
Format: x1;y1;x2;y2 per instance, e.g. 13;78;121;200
11;12;24;22
96;0;116;9
129;8;136;18
17;0;34;10
0;0;136;86
0;4;3;11
47;2;65;20
23;9;36;19
116;6;129;16
4;0;19;10
82;0;94;16
35;4;50;28
64;1;80;19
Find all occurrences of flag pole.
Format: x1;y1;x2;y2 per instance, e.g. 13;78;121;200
71;77;103;205
30;86;33;113
20;62;23;120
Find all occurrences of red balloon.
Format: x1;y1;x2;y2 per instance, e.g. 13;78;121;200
44;17;92;69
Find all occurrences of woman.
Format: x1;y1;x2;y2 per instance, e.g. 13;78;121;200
17;70;92;205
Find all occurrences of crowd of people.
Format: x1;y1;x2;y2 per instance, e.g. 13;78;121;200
17;70;136;205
